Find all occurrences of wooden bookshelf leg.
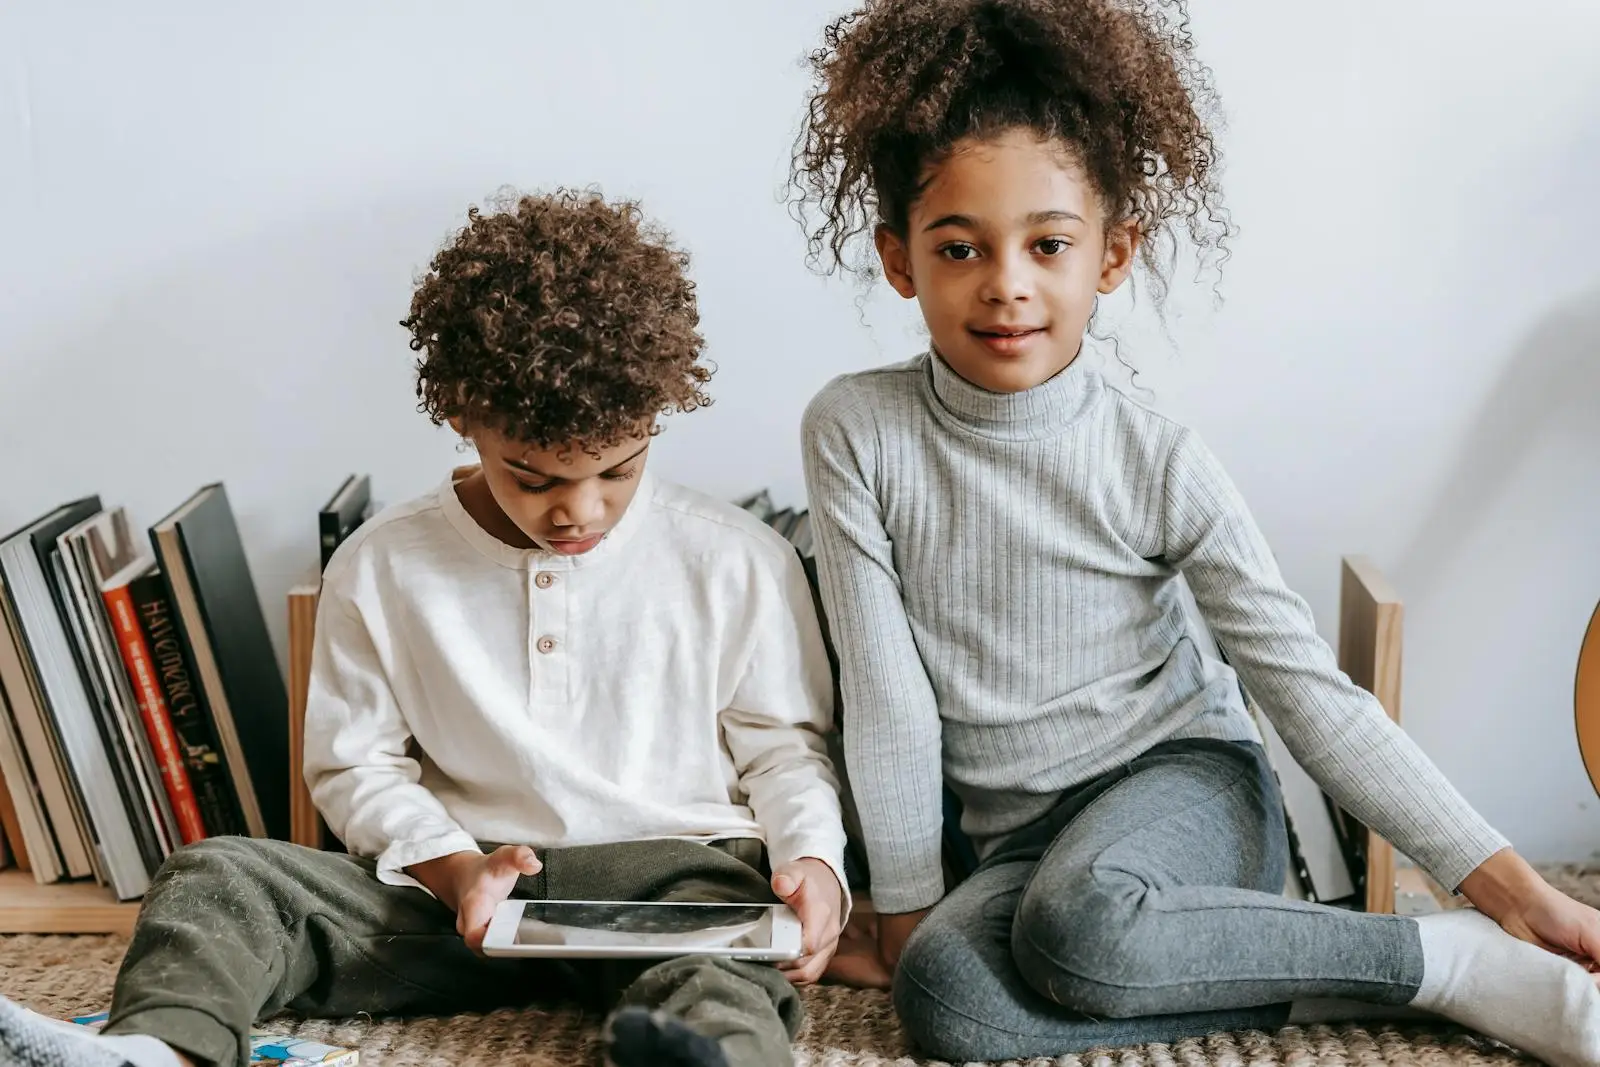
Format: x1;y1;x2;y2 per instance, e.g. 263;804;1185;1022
287;587;322;848
1338;556;1404;915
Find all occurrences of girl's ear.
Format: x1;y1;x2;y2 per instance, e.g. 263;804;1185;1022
874;224;918;299
1098;218;1142;295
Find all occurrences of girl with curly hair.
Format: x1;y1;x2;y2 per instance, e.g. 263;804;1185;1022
793;2;1600;1062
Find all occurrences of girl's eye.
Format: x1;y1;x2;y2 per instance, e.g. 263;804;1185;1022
939;243;979;262
515;480;556;495
602;468;638;483
1036;237;1070;256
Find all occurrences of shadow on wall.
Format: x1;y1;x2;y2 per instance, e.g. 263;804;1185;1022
1396;285;1600;602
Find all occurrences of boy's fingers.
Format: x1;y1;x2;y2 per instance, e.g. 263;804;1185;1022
772;870;802;901
489;845;541;877
458;895;492;952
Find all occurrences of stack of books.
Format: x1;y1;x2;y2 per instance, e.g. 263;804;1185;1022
0;475;374;902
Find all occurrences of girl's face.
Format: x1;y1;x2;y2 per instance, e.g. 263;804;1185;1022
875;128;1139;395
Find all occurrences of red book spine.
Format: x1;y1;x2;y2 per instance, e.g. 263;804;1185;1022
104;583;207;844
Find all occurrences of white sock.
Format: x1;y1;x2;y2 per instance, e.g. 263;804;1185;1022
0;996;183;1067
1287;998;1432;1024
98;1034;184;1067
1410;909;1600;1067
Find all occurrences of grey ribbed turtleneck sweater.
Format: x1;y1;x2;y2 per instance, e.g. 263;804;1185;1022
801;351;1507;914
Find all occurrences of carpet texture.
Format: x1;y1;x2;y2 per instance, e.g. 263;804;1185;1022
4;866;1596;1066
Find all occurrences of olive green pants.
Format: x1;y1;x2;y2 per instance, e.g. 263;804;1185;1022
103;836;801;1067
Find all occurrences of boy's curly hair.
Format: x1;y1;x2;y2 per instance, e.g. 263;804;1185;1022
404;189;711;452
790;0;1230;302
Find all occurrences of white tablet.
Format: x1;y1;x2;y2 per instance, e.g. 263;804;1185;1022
481;899;805;961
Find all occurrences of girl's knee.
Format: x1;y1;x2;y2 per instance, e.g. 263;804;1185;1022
1011;874;1158;1018
893;963;1010;1063
893;916;1027;1061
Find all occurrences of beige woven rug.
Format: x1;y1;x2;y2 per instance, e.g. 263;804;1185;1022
5;866;1595;1066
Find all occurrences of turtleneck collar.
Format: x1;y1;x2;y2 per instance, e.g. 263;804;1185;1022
924;348;1099;441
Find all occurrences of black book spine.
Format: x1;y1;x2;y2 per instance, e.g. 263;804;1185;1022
128;572;245;838
318;511;341;572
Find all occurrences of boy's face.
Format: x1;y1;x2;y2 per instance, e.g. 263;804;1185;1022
875;127;1139;395
467;423;652;555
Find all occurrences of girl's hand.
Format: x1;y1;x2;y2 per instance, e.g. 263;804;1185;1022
1501;891;1600;971
1460;848;1600;969
825;898;894;988
877;906;933;972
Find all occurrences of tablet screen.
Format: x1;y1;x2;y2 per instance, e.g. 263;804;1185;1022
514;901;775;950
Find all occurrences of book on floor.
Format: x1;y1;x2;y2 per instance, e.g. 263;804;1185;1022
0;568;79;883
1247;694;1357;905
150;483;291;842
127;565;246;838
0;740;32;873
56;509;181;870
101;556;209;846
319;474;374;573
70;1012;358;1066
0;498;151;900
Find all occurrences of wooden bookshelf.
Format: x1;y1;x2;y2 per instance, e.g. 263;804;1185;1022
1337;556;1405;915
0;869;138;935
0;553;1412;932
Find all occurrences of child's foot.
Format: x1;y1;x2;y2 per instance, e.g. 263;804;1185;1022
0;996;182;1067
1410;909;1600;1067
603;1006;728;1067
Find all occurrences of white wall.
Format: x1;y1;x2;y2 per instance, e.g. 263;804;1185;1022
2;1;1596;863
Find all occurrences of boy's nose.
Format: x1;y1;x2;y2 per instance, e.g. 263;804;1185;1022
552;486;607;530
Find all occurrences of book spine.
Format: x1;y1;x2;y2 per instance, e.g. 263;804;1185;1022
103;585;207;845
318;511;340;572
128;575;245;838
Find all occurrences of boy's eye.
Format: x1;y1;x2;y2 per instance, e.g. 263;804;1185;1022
1035;237;1071;256
602;468;638;483
939;242;979;262
514;480;556;495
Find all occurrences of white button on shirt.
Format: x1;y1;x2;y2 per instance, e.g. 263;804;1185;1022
302;470;849;900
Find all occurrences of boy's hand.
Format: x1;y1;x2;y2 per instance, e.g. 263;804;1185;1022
407;845;542;955
771;858;845;985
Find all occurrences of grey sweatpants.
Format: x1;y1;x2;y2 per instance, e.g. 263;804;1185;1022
894;738;1427;1061
101;836;800;1067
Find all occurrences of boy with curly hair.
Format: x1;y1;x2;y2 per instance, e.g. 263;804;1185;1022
0;190;848;1067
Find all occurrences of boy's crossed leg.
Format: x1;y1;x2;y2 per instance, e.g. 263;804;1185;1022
1;835;798;1067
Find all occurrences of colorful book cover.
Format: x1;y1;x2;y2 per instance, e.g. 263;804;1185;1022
70;1012;359;1066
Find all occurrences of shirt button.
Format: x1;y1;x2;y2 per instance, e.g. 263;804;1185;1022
536;636;558;654
534;571;557;589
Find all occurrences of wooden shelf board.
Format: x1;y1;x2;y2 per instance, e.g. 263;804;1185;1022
0;869;138;935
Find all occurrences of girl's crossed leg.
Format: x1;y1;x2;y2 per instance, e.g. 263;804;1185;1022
895;738;1600;1066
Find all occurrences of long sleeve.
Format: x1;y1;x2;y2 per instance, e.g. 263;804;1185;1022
1162;428;1509;891
802;385;947;914
721;546;850;912
302;589;479;889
